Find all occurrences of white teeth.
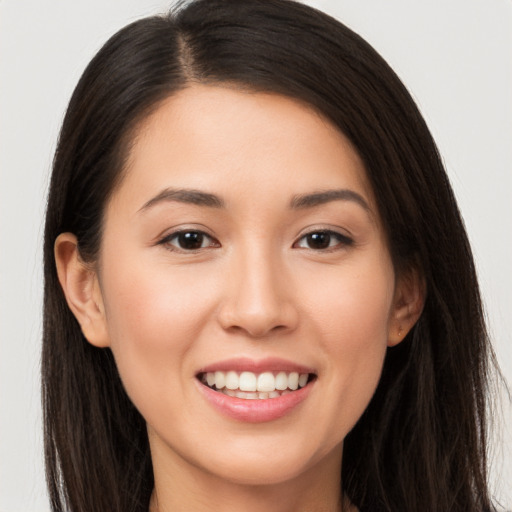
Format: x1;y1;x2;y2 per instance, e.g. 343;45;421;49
257;372;275;392
214;371;226;390
225;371;239;390
203;370;311;398
239;371;257;392
288;372;299;390
275;372;288;390
206;372;216;387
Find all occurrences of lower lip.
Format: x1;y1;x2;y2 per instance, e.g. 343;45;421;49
197;380;314;423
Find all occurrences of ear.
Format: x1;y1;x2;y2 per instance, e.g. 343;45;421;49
54;233;110;348
387;265;426;347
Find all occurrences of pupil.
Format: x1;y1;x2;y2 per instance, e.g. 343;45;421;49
308;232;330;249
179;232;203;249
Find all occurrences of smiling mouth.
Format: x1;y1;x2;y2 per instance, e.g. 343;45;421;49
198;370;316;400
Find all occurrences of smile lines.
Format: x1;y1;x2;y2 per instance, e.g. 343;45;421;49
199;370;313;399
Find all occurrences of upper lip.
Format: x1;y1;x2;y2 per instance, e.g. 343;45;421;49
196;357;316;376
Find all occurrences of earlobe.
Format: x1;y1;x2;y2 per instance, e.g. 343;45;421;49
54;233;110;348
387;266;426;347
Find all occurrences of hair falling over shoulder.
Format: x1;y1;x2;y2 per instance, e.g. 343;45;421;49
42;1;500;510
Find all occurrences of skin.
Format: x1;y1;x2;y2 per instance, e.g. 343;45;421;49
55;85;424;512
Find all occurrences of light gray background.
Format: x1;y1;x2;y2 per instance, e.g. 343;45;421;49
1;0;511;510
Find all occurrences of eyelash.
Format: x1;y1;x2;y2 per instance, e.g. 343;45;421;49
158;230;220;252
293;230;354;251
157;229;353;253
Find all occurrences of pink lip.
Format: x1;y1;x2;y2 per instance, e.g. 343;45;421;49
195;357;316;423
196;379;314;423
196;357;316;375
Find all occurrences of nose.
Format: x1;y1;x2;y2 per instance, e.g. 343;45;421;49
217;246;299;338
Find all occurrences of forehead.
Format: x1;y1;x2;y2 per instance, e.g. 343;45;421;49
113;84;376;215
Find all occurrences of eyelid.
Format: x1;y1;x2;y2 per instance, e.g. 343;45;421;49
157;227;220;252
155;223;216;243
293;227;354;250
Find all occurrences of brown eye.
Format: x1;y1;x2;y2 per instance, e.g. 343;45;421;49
305;232;331;249
161;230;219;251
176;232;205;249
294;230;353;250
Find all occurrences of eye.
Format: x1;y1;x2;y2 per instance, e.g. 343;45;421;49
294;230;353;250
159;230;219;251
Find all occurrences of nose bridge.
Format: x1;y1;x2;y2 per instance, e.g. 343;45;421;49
218;237;297;337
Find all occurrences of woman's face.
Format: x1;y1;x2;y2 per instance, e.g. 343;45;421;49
89;85;407;486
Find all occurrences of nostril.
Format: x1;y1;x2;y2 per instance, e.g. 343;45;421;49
217;310;298;339
216;271;299;337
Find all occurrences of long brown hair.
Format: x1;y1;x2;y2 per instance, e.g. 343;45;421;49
43;1;497;510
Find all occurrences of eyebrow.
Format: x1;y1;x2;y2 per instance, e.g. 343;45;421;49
139;187;370;213
290;189;370;211
139;188;225;212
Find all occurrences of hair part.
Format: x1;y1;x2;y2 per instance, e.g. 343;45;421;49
43;1;497;510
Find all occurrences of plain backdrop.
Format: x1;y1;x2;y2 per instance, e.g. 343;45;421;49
1;0;511;510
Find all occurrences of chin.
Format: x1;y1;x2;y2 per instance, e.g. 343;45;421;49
194;434;340;487
206;455;313;486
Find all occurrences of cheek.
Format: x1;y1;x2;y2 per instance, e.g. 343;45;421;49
102;254;217;345
305;255;394;346
303;258;394;427
98;256;217;411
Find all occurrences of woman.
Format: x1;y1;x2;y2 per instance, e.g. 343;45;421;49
42;0;498;510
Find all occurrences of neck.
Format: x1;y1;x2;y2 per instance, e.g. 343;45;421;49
150;485;345;512
148;440;352;512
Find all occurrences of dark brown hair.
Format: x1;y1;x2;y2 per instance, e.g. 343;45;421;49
43;1;497;510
